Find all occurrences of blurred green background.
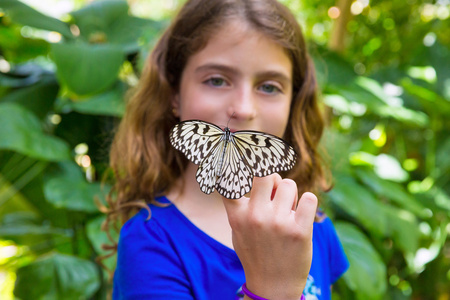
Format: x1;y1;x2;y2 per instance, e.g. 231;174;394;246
0;0;449;299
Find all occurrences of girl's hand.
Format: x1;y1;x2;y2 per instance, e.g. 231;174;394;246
222;173;318;300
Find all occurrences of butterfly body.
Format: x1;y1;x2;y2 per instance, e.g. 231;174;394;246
215;127;233;178
170;120;297;199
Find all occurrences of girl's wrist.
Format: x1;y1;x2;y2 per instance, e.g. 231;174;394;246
242;282;305;300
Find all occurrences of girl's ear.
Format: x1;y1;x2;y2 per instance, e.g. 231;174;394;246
171;94;180;117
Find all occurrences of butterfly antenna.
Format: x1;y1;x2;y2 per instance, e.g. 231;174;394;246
227;112;235;128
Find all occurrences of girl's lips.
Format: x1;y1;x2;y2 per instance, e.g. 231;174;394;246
223;126;262;133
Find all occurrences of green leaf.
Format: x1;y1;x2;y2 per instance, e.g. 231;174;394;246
0;172;40;219
86;215;117;271
335;221;387;300
326;80;429;127
401;77;450;117
436;138;450;180
0;211;70;246
51;42;124;95
354;168;427;217
313;50;357;87
372;154;409;182
326;83;379;114
383;206;419;255
1;0;72;38
43;178;101;212
0;103;71;161
428;186;450;212
0;25;50;63
376;104;429;127
106;16;163;53
43;162;105;213
0;64;53;88
14;252;100;300
321;129;359;174
69;81;126;116
323;93;368;116
70;0;163;53
70;0;129;36
328;175;388;236
428;42;450;99
1;72;59;119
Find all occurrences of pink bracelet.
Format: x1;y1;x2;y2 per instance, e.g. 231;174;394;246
241;283;306;300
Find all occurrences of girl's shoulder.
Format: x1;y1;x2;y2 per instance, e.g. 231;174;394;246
310;211;350;287
119;197;176;240
313;211;333;227
312;211;342;244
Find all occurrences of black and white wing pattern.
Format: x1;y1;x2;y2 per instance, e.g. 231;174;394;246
169;120;297;199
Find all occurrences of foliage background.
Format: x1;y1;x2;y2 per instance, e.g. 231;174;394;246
0;0;449;299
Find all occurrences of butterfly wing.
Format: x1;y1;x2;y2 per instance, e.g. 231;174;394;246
215;138;254;199
232;131;297;177
170;120;224;165
195;137;225;195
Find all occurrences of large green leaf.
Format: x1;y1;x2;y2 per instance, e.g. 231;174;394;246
14;252;100;300
0;172;39;219
1;71;59;119
86;215;118;271
425;186;450;213
436;138;450;179
69;0;163;53
43;162;105;213
326;83;383;113
428;42;450;99
0;211;70;246
329;173;420;254
314;50;358;87
0;0;72;38
383;206;419;255
326;80;429;127
43;178;102;212
376;104;429;127
335;221;387;300
401;77;450;117
70;0;129;36
0;65;43;88
51;42;124;95
354;77;431;126
0;24;50;63
0;103;71;161
354;168;427;217
321;129;358;174
328;175;388;236
69;81;126;116
106;15;162;53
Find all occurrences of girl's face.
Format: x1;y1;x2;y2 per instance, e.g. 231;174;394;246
173;21;293;137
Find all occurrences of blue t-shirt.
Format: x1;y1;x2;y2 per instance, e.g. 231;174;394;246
113;197;349;300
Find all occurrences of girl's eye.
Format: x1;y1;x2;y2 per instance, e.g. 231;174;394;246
205;77;226;87
259;83;281;94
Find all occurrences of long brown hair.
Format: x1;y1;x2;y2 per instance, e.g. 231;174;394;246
103;0;330;252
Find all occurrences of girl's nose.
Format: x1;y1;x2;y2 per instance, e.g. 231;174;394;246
227;85;256;121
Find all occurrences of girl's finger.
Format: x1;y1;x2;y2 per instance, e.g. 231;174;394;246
248;174;282;207
272;178;298;214
294;192;318;228
221;194;247;223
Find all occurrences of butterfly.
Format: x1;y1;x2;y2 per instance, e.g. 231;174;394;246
169;120;297;199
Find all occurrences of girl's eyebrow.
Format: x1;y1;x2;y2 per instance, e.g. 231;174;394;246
195;63;292;84
195;63;240;76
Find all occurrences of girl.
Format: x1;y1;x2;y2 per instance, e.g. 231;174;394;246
106;0;349;299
